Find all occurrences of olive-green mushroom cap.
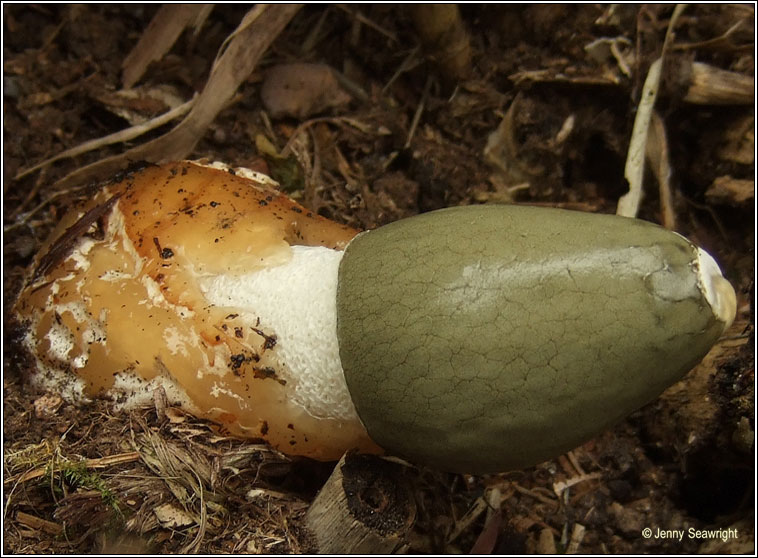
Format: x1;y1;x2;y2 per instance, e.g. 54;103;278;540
335;205;732;474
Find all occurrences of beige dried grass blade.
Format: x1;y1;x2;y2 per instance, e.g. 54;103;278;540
122;4;214;89
646;112;677;230
54;4;302;190
616;55;661;217
3;451;141;485
210;4;267;72
14;95;196;181
617;4;686;218
446;496;488;544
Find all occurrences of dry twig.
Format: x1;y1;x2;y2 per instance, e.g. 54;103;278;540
683;61;754;105
53;4;302;190
16;511;64;536
122;4;214;88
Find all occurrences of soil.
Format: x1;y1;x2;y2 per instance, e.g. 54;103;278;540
3;4;754;554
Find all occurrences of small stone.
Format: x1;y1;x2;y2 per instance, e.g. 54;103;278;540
33;393;63;419
261;63;351;119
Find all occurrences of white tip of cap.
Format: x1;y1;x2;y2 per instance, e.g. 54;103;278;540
696;247;737;330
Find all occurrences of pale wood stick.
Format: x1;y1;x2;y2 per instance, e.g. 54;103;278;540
305;453;416;554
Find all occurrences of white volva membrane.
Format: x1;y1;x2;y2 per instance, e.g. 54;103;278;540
198;245;358;422
695;247;737;329
197;159;281;188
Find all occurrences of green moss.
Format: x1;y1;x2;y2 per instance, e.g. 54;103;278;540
58;461;121;515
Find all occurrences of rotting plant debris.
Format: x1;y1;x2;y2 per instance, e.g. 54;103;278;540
4;4;754;554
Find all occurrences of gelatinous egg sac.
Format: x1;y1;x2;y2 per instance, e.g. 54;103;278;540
13;161;737;473
13;161;378;461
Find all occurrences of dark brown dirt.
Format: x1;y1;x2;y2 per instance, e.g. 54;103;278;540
3;4;754;554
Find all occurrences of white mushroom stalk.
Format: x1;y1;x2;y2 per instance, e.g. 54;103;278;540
13;161;737;473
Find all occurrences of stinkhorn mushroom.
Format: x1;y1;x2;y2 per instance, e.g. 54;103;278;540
13;161;737;473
